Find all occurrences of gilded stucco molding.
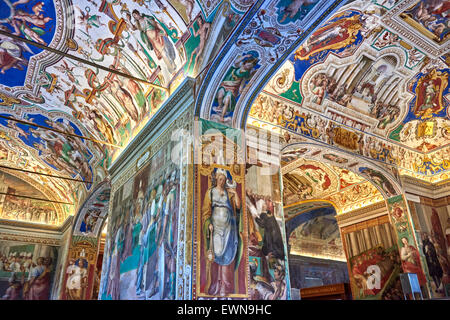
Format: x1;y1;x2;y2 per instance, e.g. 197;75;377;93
336;200;387;227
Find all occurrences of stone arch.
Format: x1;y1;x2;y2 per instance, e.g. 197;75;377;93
72;181;111;238
194;0;347;127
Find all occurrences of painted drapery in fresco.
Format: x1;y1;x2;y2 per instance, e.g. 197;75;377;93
195;119;248;298
387;196;428;287
410;202;450;298
0;241;58;300
61;236;98;300
99;141;181;300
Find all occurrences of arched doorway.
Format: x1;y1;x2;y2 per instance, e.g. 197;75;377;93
279;143;427;299
285;202;350;299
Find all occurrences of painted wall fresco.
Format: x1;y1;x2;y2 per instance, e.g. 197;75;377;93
387;195;428;287
341;216;404;300
0;0;249;220
61;236;98;300
411;202;450;298
57;183;110;300
0;240;58;300
246;164;290;300
349;246;403;300
194;119;248;298
99;141;181;300
50;225;71;299
246;0;450;183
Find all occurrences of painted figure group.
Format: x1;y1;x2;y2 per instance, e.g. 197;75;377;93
1;253;53;300
100;166;180;300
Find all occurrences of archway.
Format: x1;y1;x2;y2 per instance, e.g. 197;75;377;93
284;201;351;299
279;143;429;299
58;181;111;300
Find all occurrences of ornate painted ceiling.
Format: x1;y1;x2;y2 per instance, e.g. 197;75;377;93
0;0;448;227
247;0;450;184
0;0;247;225
283;203;345;260
282;158;384;214
289;210;346;261
0;169;67;225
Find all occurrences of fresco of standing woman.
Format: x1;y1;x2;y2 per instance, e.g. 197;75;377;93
202;168;242;296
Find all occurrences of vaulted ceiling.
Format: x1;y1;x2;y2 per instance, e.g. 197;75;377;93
0;0;245;225
248;0;450;184
282;158;383;214
0;0;448;227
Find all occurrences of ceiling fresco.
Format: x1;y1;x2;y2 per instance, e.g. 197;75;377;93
245;0;450;184
0;170;67;225
277;141;406;215
288;210;346;261
0;0;250;225
0;0;447;228
283;203;345;260
72;182;110;237
195;0;346;125
282;158;384;214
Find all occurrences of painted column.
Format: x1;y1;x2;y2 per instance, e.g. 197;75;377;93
349;232;359;256
60;236;99;300
383;223;393;248
374;225;383;247
194;119;248;299
386;195;429;292
362;228;372;249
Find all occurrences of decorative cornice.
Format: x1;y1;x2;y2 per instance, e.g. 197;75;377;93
401;176;450;199
401;176;450;190
418;195;450;207
336;200;387;227
0;232;60;246
0;215;73;232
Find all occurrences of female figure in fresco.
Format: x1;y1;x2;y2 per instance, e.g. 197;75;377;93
202;168;241;296
214;53;259;122
400;237;427;286
131;9;177;74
